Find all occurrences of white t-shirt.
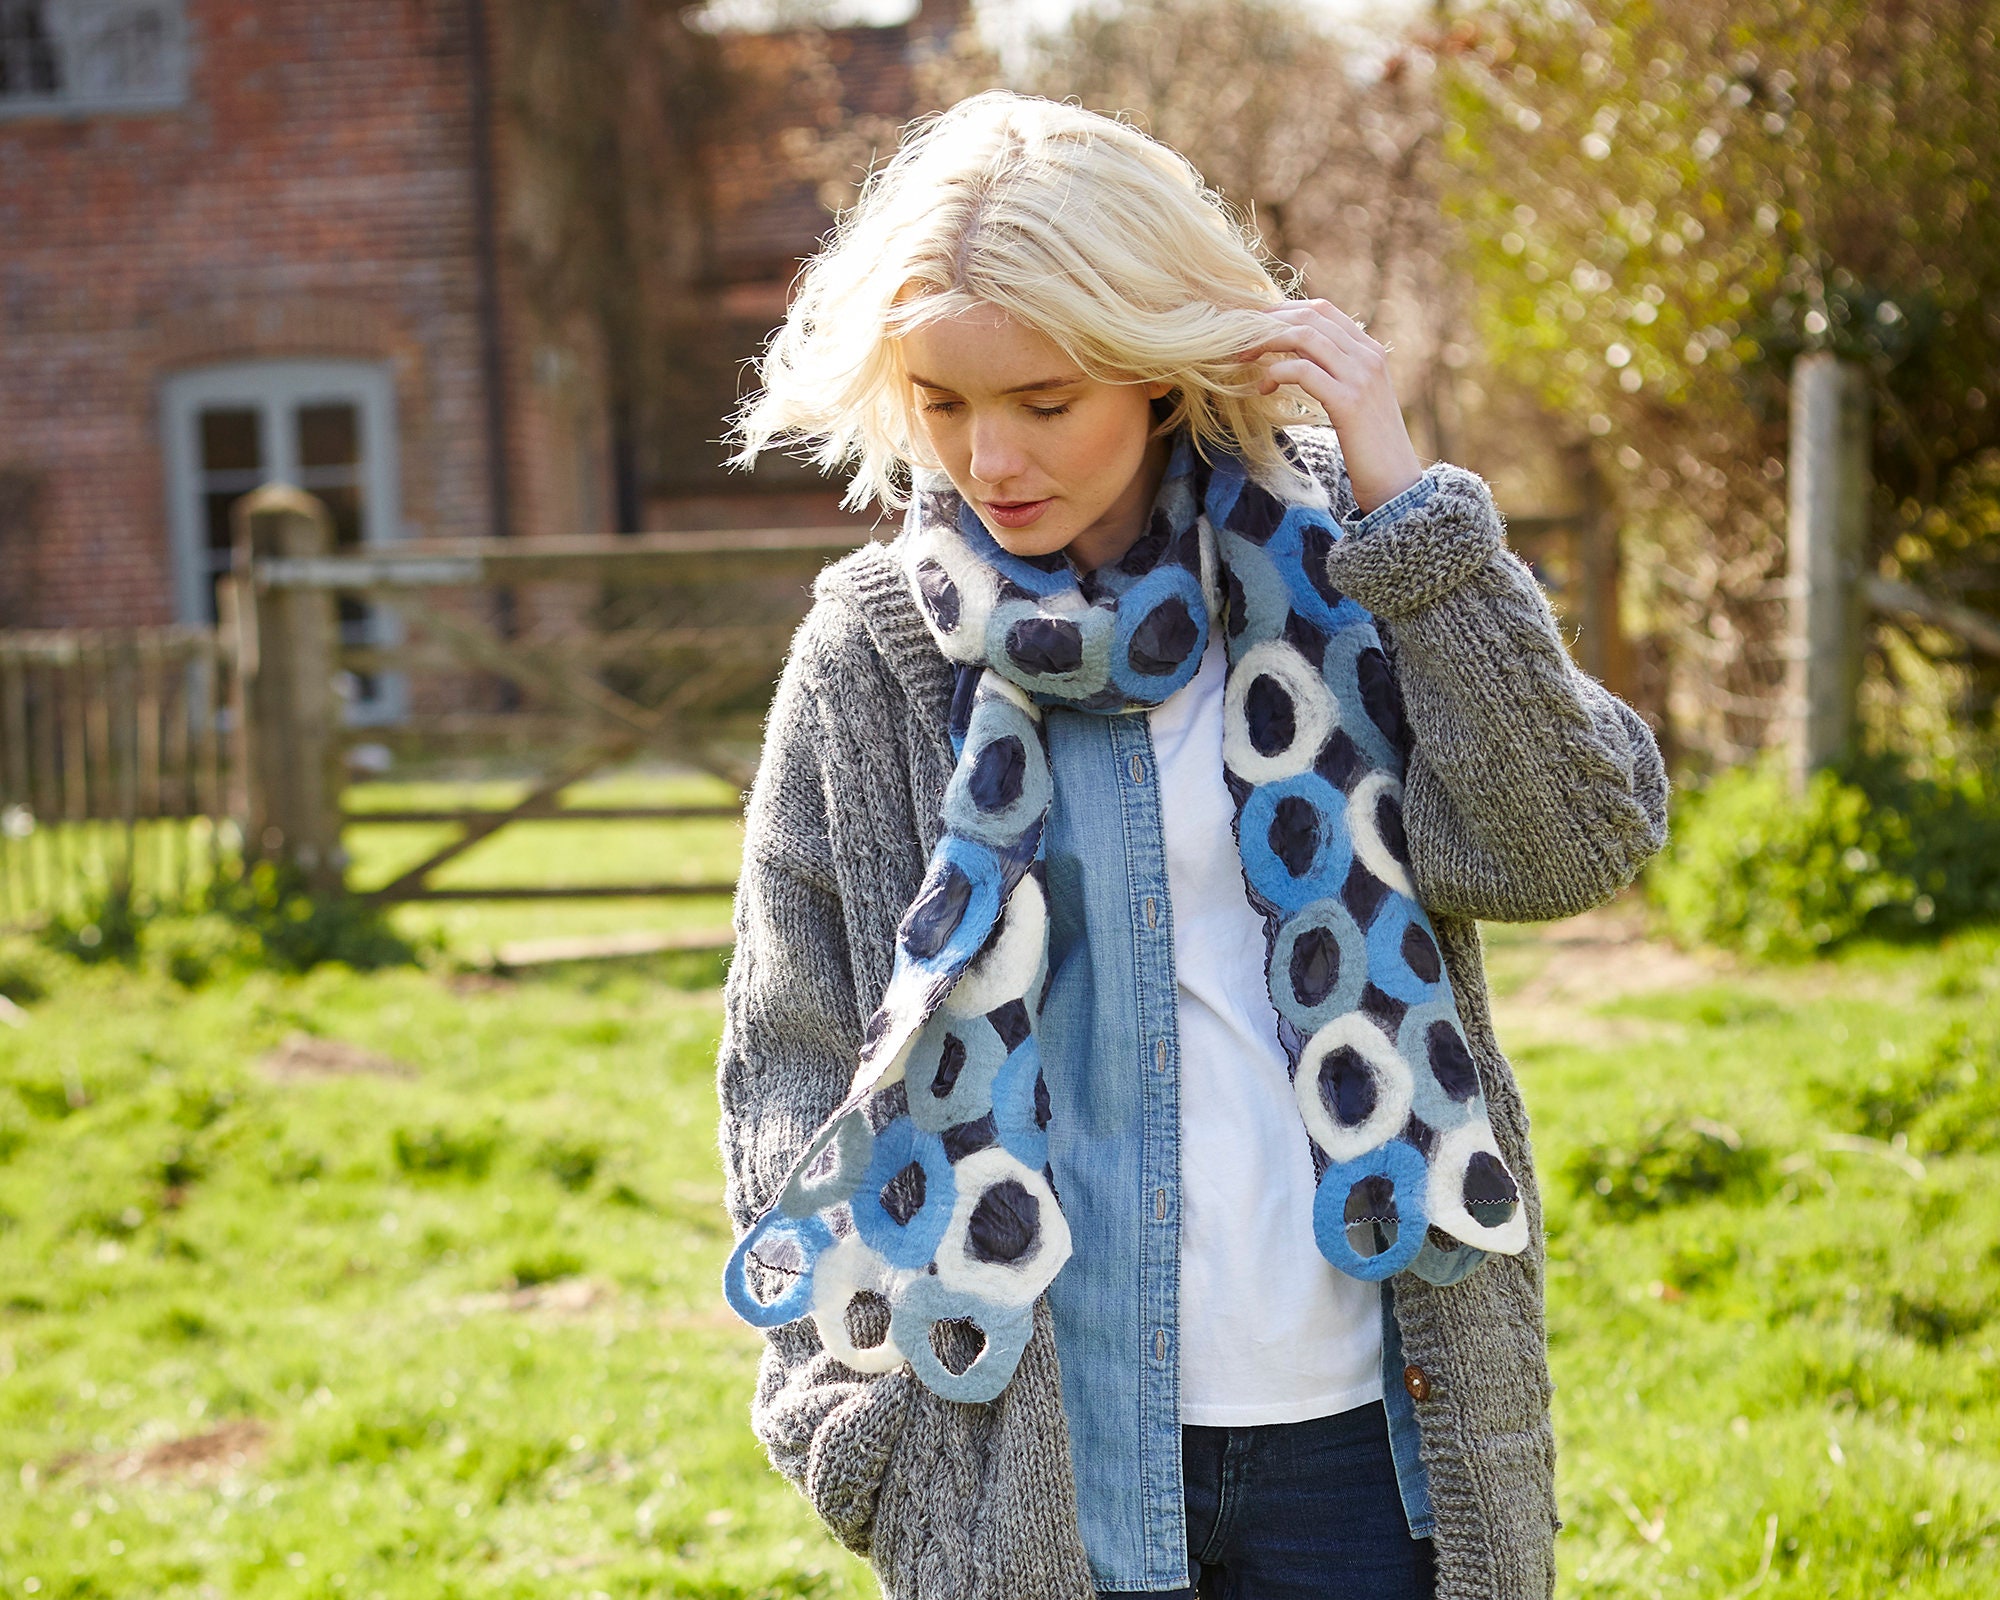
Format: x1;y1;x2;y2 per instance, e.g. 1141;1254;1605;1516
1148;634;1385;1427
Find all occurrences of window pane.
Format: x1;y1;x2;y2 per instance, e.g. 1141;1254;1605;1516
0;1;61;96
297;403;359;470
199;407;261;474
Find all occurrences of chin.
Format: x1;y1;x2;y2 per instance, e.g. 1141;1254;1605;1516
981;518;1079;562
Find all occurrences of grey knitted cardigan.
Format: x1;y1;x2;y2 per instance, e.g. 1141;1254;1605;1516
716;428;1669;1600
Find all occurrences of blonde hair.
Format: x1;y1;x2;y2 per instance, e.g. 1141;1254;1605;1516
730;91;1322;511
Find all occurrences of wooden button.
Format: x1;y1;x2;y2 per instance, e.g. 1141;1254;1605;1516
1403;1363;1431;1401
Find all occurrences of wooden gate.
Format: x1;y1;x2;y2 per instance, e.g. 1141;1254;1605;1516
235;486;869;905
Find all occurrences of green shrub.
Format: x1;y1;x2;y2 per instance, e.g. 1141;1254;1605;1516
1563;1116;1774;1218
154;913;259;988
0;937;59;1004
40;882;147;965
507;1246;585;1288
1648;754;2000;955
205;861;418;973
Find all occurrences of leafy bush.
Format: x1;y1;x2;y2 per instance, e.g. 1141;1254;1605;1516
204;861;418;973
1649;754;2000;955
0;938;59;1004
154;913;260;988
1564;1116;1774;1218
40;883;146;965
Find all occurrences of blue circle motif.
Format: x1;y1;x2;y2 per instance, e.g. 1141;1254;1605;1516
1311;1139;1430;1281
851;1116;958;1269
1238;773;1354;916
723;1209;834;1328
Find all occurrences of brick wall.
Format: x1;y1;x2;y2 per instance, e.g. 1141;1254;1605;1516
0;0;603;629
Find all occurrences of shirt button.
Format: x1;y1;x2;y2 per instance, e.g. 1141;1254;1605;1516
1403;1364;1432;1402
1154;1187;1168;1221
1154;1329;1168;1363
1143;895;1158;929
1128;753;1146;784
1153;1038;1168;1073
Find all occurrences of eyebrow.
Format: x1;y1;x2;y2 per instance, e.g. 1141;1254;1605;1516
907;373;1085;396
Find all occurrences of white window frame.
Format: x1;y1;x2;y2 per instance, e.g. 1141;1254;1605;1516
160;359;408;725
0;0;190;118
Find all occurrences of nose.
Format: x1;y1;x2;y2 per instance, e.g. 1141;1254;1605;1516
966;412;1027;492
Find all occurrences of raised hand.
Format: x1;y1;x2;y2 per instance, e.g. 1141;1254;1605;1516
1240;300;1426;518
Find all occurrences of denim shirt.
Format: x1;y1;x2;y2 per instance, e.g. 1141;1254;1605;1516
1034;473;1485;1592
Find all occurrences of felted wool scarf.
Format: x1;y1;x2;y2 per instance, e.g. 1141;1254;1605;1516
725;433;1528;1403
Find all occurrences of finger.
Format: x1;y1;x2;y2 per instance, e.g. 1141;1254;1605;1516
1242;321;1381;380
1264;299;1386;353
1254;356;1359;402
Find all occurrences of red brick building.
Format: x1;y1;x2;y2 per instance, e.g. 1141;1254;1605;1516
0;0;967;674
0;0;609;650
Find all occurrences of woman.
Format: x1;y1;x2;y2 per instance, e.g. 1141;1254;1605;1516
716;91;1667;1600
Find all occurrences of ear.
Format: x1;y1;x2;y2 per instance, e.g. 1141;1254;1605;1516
1144;379;1174;401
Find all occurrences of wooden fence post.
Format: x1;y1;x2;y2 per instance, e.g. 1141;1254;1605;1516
1784;352;1872;789
233;485;346;895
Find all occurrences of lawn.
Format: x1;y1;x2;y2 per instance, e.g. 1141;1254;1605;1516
0;806;1993;1596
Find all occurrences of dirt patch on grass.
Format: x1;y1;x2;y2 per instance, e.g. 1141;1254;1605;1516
53;1418;268;1484
1489;904;1723;1051
454;1276;614;1317
258;1033;415;1081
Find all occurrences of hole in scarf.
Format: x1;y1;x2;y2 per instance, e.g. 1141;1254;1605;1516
1290;924;1342;1007
1245;674;1297;757
1223;566;1248;638
1341;858;1391;927
968;734;1027;811
1118;511;1171;574
1401;922;1442;985
931;1316;987;1376
845;1289;891;1350
1268;795;1322;877
942;1111;997;1163
881;1161;928;1226
1128;596;1199;675
1428;1022;1480;1101
1006;616;1084;676
1375;787;1409;861
915;558;961;631
902;862;973;960
930;1032;967;1097
1464;1152;1518;1228
1343;1173;1400;1257
1302;522;1346;609
1318;1045;1378;1127
988;999;1031;1052
1227;488;1282;545
967;1178;1040;1263
1357;646;1403;748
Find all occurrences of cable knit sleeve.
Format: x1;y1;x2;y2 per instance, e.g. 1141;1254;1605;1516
715;605;919;1557
1289;427;1670;922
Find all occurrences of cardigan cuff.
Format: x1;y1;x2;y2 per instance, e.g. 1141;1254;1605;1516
1322;460;1506;620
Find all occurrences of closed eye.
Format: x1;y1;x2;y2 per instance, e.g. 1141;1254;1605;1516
1026;403;1071;418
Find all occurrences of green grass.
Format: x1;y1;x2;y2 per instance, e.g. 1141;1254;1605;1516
344;771;743;958
1482;920;2000;1597
0;823;1995;1595
0;954;868;1599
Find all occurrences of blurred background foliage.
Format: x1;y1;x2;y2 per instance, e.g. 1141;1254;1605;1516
1443;0;2000;774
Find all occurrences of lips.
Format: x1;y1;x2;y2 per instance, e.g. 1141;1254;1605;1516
983;498;1053;529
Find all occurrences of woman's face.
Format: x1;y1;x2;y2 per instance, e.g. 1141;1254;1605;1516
899;305;1172;571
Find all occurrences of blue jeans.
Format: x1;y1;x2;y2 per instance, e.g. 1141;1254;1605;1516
1098;1403;1438;1600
